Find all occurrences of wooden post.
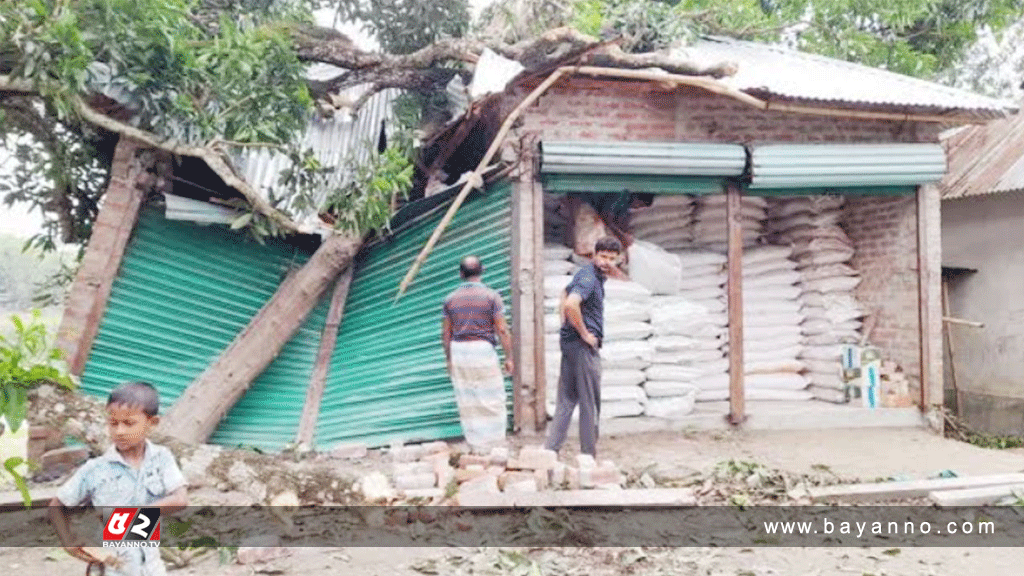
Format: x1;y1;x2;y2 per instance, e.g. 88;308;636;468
160;233;362;444
510;137;543;433
531;151;546;433
941;280;960;417
56;138;147;375
725;183;746;424
916;184;944;416
295;267;353;447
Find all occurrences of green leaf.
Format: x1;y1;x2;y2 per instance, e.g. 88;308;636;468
3;457;31;508
4;387;28;433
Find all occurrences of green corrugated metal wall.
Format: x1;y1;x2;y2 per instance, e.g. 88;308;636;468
80;209;329;450
315;184;513;448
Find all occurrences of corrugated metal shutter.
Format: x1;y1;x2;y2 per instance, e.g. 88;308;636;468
81;209;329;450
542;173;726;194
541;141;747;175
540;141;745;194
315;184;512;448
749;144;946;190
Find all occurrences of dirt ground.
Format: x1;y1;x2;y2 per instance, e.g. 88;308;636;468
3;427;1023;575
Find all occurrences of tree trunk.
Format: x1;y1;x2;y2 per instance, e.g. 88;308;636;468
159;233;362;444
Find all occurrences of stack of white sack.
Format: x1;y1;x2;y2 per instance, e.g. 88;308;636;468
691;194;767;251
599;279;655;417
629;195;695;251
543;243;577;416
766;196;865;402
645;289;725;410
716;245;812;402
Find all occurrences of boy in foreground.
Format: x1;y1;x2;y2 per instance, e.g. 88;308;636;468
50;381;188;575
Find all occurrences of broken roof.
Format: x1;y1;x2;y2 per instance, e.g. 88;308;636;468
676;37;1017;120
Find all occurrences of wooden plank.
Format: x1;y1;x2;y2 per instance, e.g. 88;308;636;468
930;484;1024;507
510;139;541;433
941;280;959;417
724;183;745;424
457;487;697;508
943;316;983;328
296;267;353;447
803;473;1024;503
530;146;547;433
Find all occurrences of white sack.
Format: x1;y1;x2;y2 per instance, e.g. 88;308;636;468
603;400;646;418
745;373;809;390
605;301;651;323
544;260;577;276
645;380;701;398
645;393;697;419
603;385;647;403
604;321;654;341
627;241;684;295
602;369;647;387
604;279;653;302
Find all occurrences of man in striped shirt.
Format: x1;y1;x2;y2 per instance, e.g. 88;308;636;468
442;256;513;452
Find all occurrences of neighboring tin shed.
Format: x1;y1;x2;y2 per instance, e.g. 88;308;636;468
939;103;1024;436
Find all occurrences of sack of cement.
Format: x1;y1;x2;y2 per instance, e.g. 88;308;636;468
627;240;683;295
645;392;696;419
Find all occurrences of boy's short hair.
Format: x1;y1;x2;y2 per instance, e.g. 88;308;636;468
594;236;623;254
107;381;160;417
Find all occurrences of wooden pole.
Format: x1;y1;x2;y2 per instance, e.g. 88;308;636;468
941;280;960;418
916;184;944;416
725;183;746;424
296;267;353;447
530;151;547;433
396;68;568;298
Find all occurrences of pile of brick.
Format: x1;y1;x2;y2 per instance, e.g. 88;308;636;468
386;443;623;504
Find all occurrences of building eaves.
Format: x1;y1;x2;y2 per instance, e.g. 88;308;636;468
678;37;1017;120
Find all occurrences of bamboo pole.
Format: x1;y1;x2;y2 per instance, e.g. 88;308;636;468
396;67;569;298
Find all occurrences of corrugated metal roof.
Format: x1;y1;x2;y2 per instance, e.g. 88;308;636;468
749;143;946;189
941;108;1024;198
81;209;327;450
314;183;512;449
678;37;1016;118
230;86;401;231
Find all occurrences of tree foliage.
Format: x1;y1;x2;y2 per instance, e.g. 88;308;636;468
479;0;1021;76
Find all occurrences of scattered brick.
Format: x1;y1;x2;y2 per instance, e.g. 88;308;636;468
394;472;436;491
329;443;368;459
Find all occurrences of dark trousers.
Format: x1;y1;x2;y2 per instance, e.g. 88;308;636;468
544;338;601;456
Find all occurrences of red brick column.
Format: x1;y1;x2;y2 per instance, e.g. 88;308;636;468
56;137;147;375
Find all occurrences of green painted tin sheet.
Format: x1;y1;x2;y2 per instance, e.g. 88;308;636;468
542;173;727;194
315;184;512;448
80;209;329;450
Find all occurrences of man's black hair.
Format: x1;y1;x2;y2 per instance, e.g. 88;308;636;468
459;255;484;279
595;236;623;254
107;381;160;417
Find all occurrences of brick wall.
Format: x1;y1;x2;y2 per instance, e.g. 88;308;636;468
509;78;943;405
56;137;148;374
512;80;943;145
844;196;923;400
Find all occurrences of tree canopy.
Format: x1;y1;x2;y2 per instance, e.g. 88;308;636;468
1;0;1020;256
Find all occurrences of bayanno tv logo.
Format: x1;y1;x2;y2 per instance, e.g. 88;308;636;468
102;508;161;548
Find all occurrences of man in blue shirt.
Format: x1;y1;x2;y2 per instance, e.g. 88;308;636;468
545;236;622;457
